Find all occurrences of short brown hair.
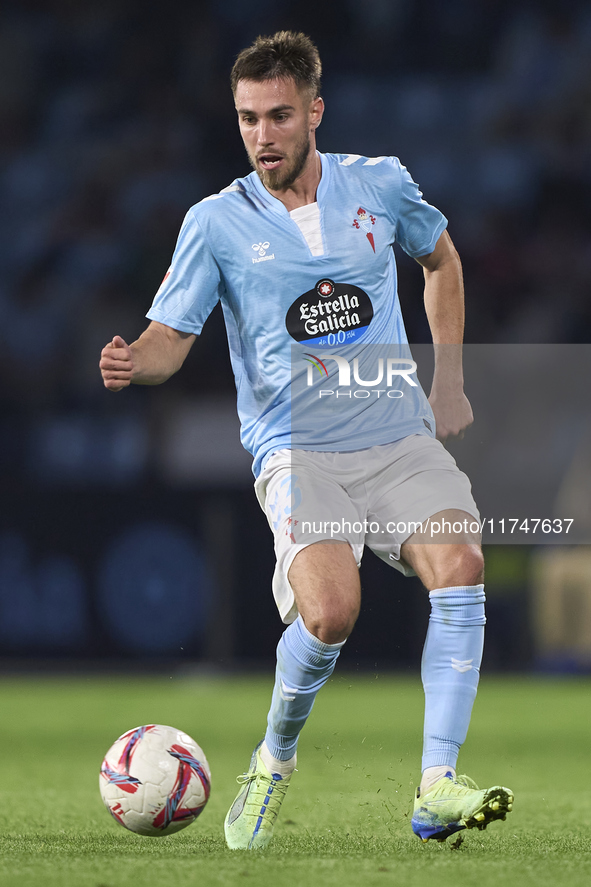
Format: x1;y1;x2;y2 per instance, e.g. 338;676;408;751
231;31;322;98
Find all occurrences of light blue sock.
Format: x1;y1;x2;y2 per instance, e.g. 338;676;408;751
264;615;345;761
421;584;486;772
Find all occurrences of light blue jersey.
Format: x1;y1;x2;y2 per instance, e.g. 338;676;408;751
147;152;447;476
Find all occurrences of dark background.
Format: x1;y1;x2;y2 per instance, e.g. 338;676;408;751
1;0;590;671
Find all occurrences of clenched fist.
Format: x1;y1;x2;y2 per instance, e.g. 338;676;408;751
100;335;134;391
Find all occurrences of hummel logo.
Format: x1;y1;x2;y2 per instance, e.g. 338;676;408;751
280;680;298;701
451;658;474;673
251;241;275;264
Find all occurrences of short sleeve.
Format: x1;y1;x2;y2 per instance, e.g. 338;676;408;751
394;163;448;259
146;209;222;334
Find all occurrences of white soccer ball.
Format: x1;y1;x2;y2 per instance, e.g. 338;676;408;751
99;724;211;836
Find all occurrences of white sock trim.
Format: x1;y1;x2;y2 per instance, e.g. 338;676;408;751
260;741;297;777
429;584;484;596
420;765;456;793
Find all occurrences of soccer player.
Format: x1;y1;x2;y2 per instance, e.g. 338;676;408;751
100;31;514;849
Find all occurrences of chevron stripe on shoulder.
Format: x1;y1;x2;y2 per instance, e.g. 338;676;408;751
199;182;244;203
338;154;388;167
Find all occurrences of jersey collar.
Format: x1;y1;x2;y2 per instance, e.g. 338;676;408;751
247;151;330;214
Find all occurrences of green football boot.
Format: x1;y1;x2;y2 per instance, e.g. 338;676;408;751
411;772;514;842
224;742;292;850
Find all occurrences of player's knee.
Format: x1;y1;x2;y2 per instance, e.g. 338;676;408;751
306;614;357;645
431;544;484;589
304;596;360;645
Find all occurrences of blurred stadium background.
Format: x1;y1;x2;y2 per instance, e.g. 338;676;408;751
1;0;591;673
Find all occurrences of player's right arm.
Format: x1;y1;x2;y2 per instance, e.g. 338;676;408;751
99;321;196;392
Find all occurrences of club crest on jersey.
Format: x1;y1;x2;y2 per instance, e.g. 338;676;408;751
252;241;275;263
352;207;376;252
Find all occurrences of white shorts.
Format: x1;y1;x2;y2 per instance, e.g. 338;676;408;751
255;435;480;623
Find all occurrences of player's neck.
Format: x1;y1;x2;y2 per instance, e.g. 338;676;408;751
266;149;321;213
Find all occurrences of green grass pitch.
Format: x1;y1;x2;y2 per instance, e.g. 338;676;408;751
0;673;590;887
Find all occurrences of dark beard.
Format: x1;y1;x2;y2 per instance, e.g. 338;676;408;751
252;131;311;192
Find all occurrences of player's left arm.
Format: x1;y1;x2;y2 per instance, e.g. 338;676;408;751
415;230;473;442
